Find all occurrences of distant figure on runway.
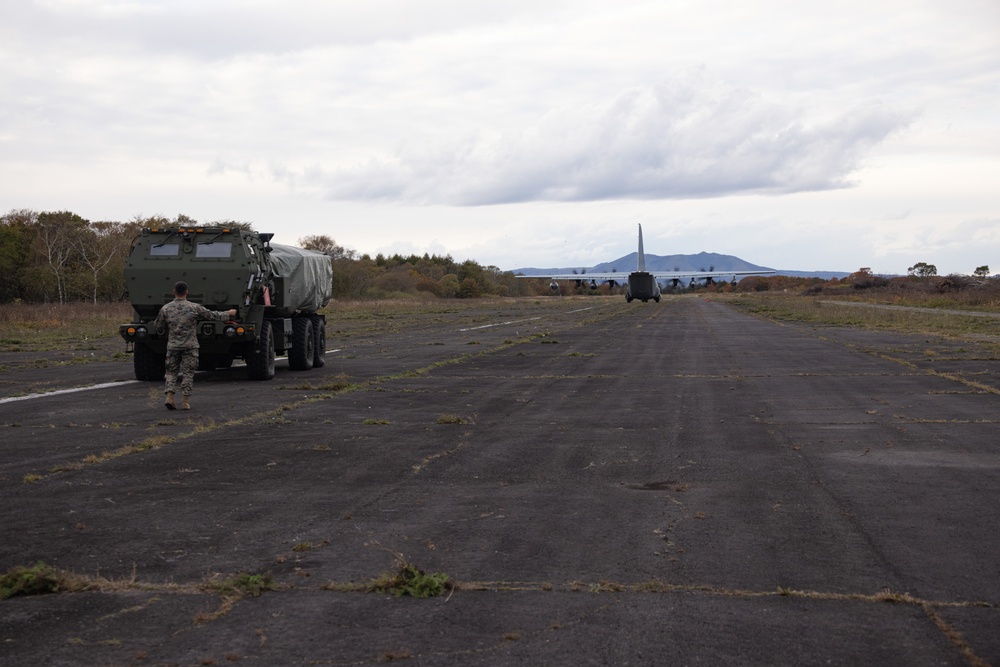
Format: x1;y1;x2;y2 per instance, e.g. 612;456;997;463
154;281;236;410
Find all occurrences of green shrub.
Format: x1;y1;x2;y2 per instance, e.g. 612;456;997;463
0;562;67;599
367;563;450;598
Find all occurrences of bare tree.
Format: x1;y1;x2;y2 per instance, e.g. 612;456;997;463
74;221;130;303
34;211;88;304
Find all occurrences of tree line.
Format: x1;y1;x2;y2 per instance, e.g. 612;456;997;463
8;208;986;305
296;234;540;299
0;209;544;304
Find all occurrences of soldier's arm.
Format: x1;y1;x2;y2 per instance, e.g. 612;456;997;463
195;304;236;321
153;306;167;335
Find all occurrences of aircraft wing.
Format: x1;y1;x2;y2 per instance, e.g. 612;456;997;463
517;269;774;281
516;272;629;281
515;225;774;284
649;269;775;280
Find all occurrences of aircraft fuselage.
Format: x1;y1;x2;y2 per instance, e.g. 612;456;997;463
626;271;661;303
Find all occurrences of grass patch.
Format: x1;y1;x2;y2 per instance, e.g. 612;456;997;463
205;572;275;598
0;562;75;599
363;418;390;425
366;562;451;598
435;414;464;425
724;293;1000;341
0;302;132;352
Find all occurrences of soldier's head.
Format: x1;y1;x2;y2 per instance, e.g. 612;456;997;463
173;281;189;297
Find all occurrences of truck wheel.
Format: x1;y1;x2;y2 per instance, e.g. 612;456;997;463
134;343;166;381
288;316;314;371
246;321;275;380
310;314;326;368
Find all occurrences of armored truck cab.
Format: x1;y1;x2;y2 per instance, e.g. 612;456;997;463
120;227;332;381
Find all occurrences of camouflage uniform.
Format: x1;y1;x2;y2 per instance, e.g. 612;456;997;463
154;299;231;397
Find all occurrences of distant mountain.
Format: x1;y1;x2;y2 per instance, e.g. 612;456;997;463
513;252;848;280
598;251;770;273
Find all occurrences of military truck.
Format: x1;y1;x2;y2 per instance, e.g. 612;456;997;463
119;226;333;381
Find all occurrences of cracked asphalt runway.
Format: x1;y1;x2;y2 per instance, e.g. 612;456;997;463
1;296;998;666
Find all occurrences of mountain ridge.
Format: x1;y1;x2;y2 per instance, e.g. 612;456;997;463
512;251;849;279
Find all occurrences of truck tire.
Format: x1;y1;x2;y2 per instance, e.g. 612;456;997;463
246;321;276;380
134;343;166;381
288;316;314;371
310;314;326;368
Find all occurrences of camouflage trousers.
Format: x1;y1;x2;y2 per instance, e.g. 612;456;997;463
164;348;199;396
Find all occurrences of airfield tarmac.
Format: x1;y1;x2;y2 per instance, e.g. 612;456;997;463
1;296;998;666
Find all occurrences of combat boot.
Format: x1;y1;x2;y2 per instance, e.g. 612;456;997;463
181;395;191;410
165;392;176;410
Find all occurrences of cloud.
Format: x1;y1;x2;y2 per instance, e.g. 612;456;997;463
13;0;579;59
312;77;910;206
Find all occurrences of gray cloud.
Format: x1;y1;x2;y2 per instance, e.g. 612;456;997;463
2;0;994;276
316;79;911;205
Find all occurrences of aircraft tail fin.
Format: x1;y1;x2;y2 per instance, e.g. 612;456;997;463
637;224;646;272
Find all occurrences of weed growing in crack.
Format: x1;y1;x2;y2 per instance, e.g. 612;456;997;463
436;414;464;425
366;562;451;598
0;562;70;599
206;572;275;598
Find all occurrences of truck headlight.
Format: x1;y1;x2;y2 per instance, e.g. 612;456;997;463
135;326;147;338
224;325;237;337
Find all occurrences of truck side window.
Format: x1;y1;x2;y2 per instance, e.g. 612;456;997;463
195;242;233;259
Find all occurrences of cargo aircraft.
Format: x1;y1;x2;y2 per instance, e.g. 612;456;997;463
517;224;774;302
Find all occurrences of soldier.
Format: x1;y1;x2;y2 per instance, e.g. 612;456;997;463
154;281;237;410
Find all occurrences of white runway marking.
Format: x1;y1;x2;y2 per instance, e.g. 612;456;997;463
458;307;595;332
459;317;542;332
0;349;329;404
0;381;141;405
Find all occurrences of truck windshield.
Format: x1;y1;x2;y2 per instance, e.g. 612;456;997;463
149;243;180;257
195;242;233;259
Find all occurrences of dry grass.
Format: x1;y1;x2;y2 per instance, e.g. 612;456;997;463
723;293;1000;342
0;302;133;351
0;301;132;325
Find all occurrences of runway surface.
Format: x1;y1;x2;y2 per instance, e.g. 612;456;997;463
2;296;997;666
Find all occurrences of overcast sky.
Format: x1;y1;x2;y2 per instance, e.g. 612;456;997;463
2;0;998;274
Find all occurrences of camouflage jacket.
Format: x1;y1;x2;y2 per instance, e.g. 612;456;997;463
153;298;231;350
